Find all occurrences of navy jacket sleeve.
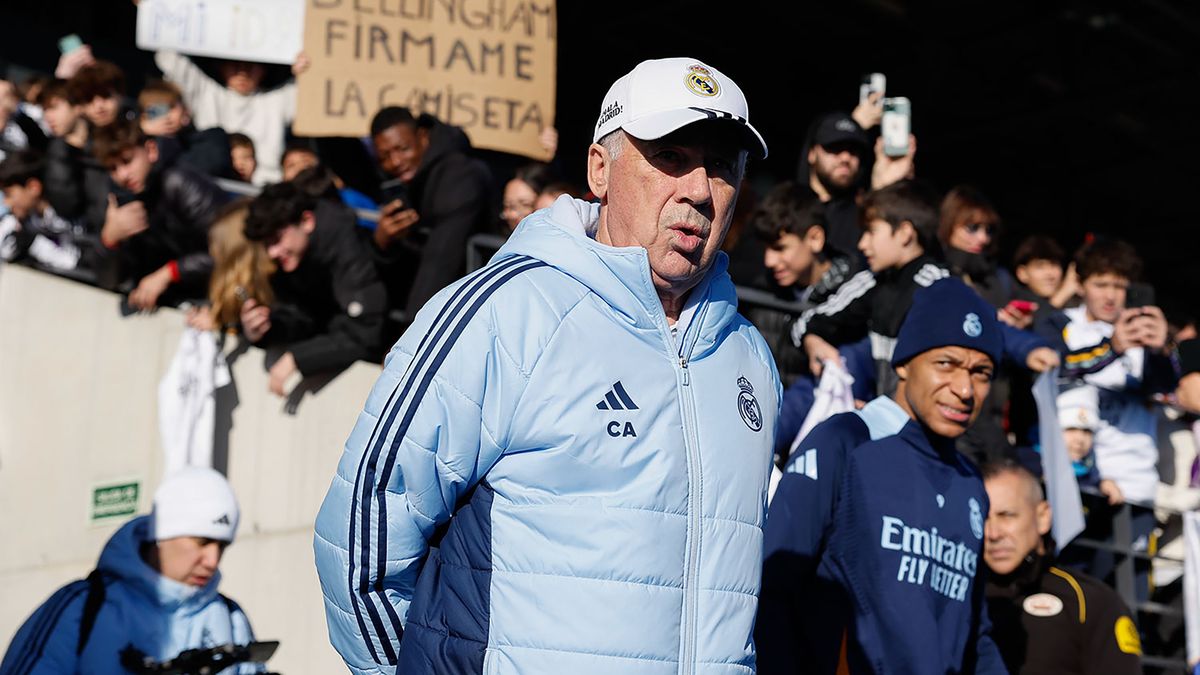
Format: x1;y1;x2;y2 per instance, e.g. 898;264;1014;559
757;414;865;674
1000;323;1049;367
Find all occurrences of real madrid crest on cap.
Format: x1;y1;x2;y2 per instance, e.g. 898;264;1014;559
685;64;720;97
736;376;762;432
962;312;983;337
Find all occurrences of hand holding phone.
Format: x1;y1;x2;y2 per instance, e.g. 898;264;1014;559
998;299;1037;329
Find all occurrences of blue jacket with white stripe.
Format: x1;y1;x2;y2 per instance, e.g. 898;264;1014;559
757;397;1006;674
313;196;782;675
0;517;258;675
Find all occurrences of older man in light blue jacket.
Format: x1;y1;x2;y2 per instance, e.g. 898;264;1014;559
314;57;780;675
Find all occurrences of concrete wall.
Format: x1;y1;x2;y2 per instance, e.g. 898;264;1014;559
0;264;380;673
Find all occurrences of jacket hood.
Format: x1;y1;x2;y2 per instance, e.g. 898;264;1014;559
412;122;472;182
97;515;223;614
496;195;741;353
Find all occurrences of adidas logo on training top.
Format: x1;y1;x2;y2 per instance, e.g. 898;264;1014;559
786;448;818;480
596;381;638;411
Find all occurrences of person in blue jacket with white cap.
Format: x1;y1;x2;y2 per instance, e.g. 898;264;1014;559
314;56;780;675
0;467;260;674
757;277;1008;674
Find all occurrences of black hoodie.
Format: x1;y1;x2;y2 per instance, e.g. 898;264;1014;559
394;121;494;318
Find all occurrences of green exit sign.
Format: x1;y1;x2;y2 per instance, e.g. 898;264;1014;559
91;481;140;524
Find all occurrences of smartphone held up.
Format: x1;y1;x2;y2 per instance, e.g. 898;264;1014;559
881;96;911;158
859;72;886;105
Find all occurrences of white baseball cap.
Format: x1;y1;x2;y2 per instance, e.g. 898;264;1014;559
1057;385;1099;432
151;467;240;543
593;57;768;159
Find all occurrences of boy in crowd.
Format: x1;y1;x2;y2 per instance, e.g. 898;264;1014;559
1;79;47;164
92;119;228;307
154;49;309;184
1036;239;1174;507
0;468;262;673
759;278;1007;674
279;141;378;228
229;133;256;183
1011;234;1078;320
68;60;130;129
748;180;855;386
0;150;90;272
37;79;109;232
138;79;232;179
793;181;1056;395
241;179;385;396
1057;383;1103;490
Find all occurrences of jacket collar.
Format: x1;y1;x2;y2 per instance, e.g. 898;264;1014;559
497;196;739;356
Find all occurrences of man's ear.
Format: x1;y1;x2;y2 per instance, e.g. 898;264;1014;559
1015;265;1031;285
1035;499;1052;536
416;126;431;151
807;145;818;168
895;363;908;381
146;139;159;165
897;220;917;247
300;210;317;234
586;142;612;201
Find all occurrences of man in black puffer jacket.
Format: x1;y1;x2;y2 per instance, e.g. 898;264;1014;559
92;119;229;308
368;106;493;323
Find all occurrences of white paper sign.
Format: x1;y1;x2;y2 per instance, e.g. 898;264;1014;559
136;0;305;65
1032;369;1087;547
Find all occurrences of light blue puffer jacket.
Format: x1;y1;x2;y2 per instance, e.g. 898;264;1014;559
313;196;781;675
0;516;258;675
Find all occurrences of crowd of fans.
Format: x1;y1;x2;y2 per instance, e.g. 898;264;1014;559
2;34;1200;672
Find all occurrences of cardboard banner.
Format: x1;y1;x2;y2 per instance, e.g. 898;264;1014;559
136;0;306;65
294;0;556;160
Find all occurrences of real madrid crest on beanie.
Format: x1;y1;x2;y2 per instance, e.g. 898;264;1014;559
891;277;1003;367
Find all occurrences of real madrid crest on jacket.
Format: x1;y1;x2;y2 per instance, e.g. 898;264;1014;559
314;195;781;675
757;397;1005;674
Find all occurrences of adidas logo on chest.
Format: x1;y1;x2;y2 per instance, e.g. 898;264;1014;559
596;381;638;438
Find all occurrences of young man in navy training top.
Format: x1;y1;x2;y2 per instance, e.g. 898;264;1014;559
757;277;1007;675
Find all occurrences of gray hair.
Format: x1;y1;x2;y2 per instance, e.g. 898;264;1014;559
980;459;1045;504
598;129;626;160
597;127;749;182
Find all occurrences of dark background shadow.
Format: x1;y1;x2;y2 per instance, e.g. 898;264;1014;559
5;0;1198;316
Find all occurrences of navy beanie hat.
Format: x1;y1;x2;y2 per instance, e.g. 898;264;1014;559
892;277;1003;367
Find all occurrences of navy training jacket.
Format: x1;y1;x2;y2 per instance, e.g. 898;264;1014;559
757;397;1007;674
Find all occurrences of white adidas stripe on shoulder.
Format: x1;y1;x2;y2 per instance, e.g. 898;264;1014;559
913;264;949;287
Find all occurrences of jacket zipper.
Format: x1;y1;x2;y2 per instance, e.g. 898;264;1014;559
673;298;708;675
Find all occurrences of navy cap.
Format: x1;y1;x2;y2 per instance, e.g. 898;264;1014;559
892;277;1003;367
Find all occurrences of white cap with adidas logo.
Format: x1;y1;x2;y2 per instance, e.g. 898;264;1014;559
151;467;241;543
